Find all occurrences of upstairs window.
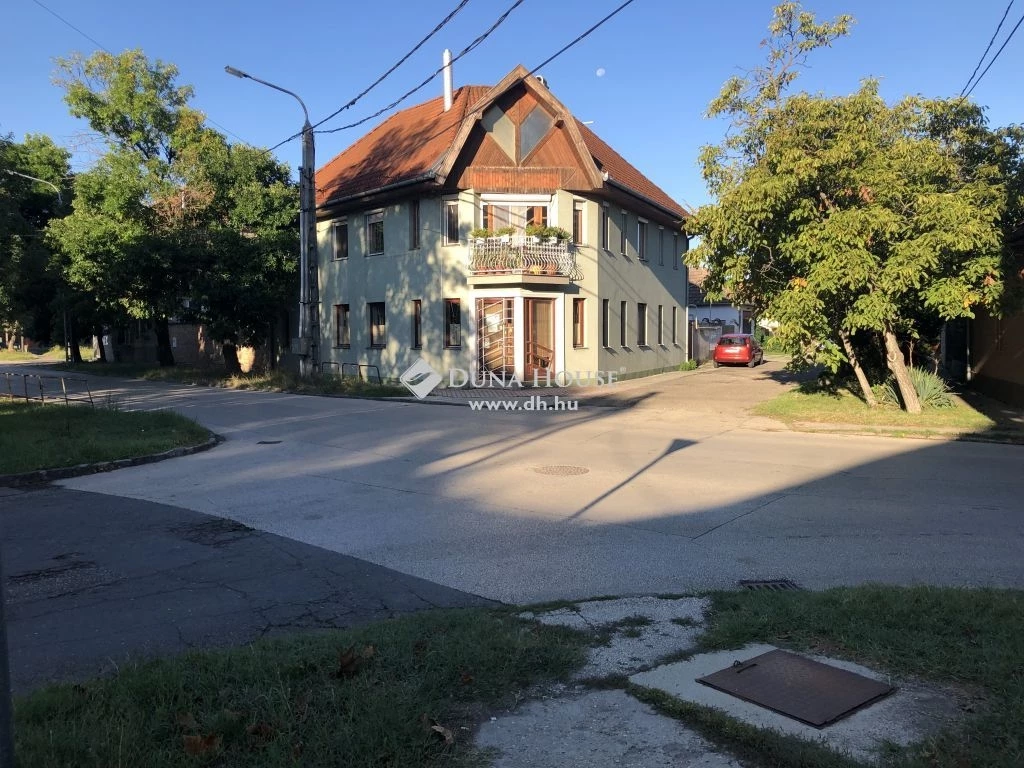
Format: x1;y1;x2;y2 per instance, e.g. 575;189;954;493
601;207;610;250
519;105;554;159
637;220;648;261
409;202;420;249
482;203;548;233
572;201;584;244
332;220;348;260
366;210;384;256
659;227;665;266
620;212;627;255
444;199;460;245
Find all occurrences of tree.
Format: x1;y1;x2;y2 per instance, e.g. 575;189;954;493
0;133;72;349
687;3;1016;413
47;50;297;368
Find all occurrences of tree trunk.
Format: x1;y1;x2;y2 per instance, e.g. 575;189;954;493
883;325;921;414
93;326;107;363
223;342;241;376
69;319;83;365
839;329;877;407
154;317;175;367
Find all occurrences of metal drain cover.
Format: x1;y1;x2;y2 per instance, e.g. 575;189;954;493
532;465;590;476
697;649;895;728
739;579;801;591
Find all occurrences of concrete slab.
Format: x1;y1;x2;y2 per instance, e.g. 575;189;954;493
524;597;708;679
630;644;963;764
475;689;742;768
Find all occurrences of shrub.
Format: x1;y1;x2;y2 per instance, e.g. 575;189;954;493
876;367;954;409
679;359;698;371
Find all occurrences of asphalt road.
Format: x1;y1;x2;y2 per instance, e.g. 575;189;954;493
0;485;489;692
9;361;1019;604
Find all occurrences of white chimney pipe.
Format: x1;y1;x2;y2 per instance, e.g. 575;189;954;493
442;49;453;112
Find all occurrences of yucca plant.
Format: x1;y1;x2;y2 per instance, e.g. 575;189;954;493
876;367;954;410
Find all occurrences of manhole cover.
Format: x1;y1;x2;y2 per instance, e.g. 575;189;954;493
697;649;895;728
532;465;590;476
739;579;801;591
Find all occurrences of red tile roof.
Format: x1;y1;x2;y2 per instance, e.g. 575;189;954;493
316;85;489;206
574;120;689;219
316;76;689;222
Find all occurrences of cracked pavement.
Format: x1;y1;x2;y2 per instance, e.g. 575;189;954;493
0;486;490;692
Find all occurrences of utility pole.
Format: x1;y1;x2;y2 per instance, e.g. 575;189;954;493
224;66;318;377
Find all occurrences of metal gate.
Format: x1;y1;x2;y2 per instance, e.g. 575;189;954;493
477;298;514;377
691;323;724;363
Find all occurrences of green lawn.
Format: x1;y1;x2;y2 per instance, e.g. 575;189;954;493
0;400;211;475
56;362;408;398
630;586;1024;768
755;385;997;433
0;345;90;363
15;608;587;768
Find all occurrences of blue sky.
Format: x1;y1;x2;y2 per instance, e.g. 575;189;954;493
3;0;1023;209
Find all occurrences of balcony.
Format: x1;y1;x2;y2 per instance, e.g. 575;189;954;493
468;236;577;286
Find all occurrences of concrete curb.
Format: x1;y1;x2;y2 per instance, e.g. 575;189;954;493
0;434;224;488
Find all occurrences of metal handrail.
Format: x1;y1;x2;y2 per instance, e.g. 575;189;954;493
1;372;93;406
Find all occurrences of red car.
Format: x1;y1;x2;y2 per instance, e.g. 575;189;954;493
713;334;764;367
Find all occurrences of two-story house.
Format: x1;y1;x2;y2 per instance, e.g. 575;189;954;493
315;63;690;386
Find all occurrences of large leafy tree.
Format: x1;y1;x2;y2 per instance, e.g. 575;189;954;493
47;50;297;368
688;3;1019;413
0;133;72;349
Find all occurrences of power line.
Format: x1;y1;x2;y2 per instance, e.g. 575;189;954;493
29;0;253;148
959;0;1015;97
309;0;473;133
963;11;1024;99
309;0;528;140
526;0;638;79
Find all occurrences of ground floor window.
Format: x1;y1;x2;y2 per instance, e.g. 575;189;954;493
657;305;664;345
368;302;386;348
602;299;610;347
573;298;585;348
672;306;678;344
620;301;627;347
637;303;648;346
411;300;422;349
334;304;350;348
445;299;462;347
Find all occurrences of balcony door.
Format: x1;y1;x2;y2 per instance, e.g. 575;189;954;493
524;298;555;378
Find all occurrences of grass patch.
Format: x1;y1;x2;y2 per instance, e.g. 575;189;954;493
650;586;1023;767
56;362;408;398
755;383;996;433
0;345;90;363
15;608;587;768
0;400;211;475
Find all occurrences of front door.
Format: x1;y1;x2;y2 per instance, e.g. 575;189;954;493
477;298;515;377
524;298;555;379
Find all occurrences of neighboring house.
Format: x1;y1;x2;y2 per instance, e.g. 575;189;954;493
965;226;1024;406
314;64;690;385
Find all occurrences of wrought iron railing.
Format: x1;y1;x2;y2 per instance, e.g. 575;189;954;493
469;236;577;278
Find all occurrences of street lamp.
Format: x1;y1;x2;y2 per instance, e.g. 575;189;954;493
224;65;317;377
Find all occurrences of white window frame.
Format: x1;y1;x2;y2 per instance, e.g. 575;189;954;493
365;210;384;256
332;218;349;261
443;198;460;246
637;218;648;261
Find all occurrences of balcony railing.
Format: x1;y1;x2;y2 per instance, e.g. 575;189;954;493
469;236;577;279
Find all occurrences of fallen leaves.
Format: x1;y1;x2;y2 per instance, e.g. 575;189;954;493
336;643;376;678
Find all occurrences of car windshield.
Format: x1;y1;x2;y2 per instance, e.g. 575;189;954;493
717;337;747;346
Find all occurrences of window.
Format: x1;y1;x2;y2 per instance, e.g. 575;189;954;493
672;306;678;344
572;201;584;244
332;220;348;260
366;210;384;255
620;212;628;255
673;233;679;270
637;220;648;261
444;199;459;245
619;300;627;347
657;305;664;345
334;304;350;348
482;203;547;232
573;298;585;348
409;201;420;249
444;298;462;347
637;303;648;346
411;300;422;349
520;105;554;159
601;207;610;250
659;228;665;266
368;302;386;348
602;299;610;347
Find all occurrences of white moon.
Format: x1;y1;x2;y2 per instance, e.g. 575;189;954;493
596;67;606;77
